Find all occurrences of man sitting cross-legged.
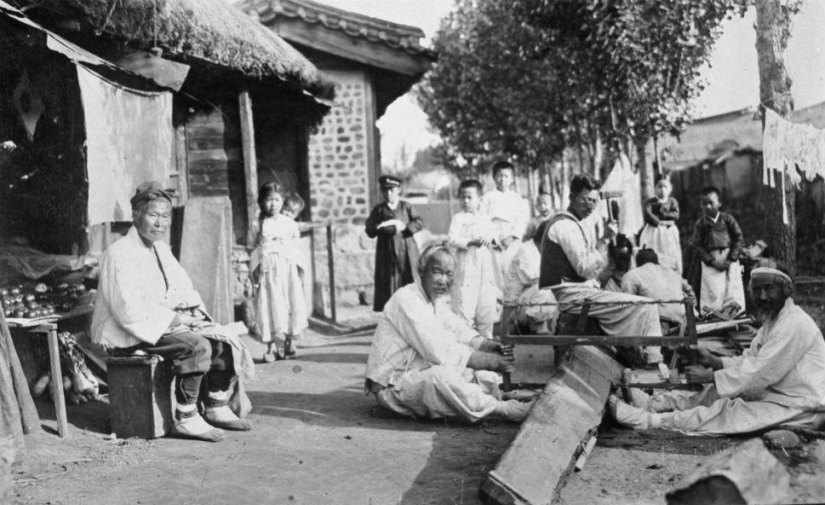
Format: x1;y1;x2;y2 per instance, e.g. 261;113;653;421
609;265;825;435
364;244;537;423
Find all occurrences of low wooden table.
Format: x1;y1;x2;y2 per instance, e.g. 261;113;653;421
7;305;94;438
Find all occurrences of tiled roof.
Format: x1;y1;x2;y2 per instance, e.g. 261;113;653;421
238;0;436;59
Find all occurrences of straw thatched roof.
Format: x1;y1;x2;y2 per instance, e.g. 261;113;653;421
19;0;333;97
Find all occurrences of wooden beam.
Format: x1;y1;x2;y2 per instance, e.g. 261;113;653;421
479;346;624;505
666;438;791;505
506;335;695;346
238;89;259;235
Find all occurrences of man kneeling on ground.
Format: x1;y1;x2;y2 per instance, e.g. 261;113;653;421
609;264;825;435
92;182;254;442
364;244;537;423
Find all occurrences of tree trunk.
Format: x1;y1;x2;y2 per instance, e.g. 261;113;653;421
755;0;798;274
635;137;654;201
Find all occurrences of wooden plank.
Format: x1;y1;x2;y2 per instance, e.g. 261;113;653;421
46;326;68;438
510;344;555;386
174;124;189;204
238;89;258;236
479;346;624;505
507;335;694;347
666;438;791;505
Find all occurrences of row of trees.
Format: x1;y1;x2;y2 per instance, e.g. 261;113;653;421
418;0;744;201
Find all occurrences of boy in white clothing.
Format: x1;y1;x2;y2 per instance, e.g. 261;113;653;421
481;161;529;291
448;179;499;339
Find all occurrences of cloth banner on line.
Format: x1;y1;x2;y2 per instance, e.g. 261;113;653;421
77;65;174;225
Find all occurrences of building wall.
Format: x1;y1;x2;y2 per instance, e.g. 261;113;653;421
308;69;377;305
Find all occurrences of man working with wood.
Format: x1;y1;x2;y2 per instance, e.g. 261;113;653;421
364;244;537;423
539;175;664;365
610;265;825;435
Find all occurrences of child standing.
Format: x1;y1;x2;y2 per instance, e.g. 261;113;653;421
481;161;529;292
690;186;745;316
639;178;682;273
448;179;498;339
248;182;307;362
523;192;553;241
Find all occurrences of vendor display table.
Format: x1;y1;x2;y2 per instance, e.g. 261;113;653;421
7;305;93;438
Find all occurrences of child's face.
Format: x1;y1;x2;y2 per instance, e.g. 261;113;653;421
655;181;672;200
536;194;552;216
382;186;400;205
262;193;284;217
494;168;514;192
700;192;721;217
281;207;296;219
459;187;481;213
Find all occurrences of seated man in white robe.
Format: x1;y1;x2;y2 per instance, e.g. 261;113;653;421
610;266;825;435
621;248;697;331
364;244;537;423
502;220;556;333
539;175;663;365
92;182;254;442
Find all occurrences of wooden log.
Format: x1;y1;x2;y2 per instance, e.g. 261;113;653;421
238;89;258;236
46;325;68;438
479;346;623;505
666;438;791;505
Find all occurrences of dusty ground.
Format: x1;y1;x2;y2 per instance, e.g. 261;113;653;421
9;311;825;504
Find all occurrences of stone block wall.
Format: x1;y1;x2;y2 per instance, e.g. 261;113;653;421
308;69;376;306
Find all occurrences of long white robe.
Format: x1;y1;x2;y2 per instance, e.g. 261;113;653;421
448;211;498;338
651;298;825;435
92;227;254;383
480;189;529;291
365;283;506;422
502;241;556;327
546;212;662;363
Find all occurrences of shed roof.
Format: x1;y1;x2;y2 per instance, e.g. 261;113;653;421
661;101;825;170
14;0;333;97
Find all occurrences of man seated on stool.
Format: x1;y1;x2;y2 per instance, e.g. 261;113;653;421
92;182;254;442
621;248;697;334
364;244;537;423
539;175;664;365
610;264;825;435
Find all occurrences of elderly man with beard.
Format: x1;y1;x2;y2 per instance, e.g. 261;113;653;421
92;182;254;442
609;265;825;435
364;244;537;423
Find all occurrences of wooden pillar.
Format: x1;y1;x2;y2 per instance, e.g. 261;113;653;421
239;89;258;234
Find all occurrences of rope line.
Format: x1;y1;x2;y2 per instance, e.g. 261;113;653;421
502;298;689;308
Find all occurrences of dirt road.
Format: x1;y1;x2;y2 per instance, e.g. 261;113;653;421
12;329;518;505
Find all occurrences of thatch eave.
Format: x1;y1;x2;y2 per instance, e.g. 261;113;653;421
15;0;335;99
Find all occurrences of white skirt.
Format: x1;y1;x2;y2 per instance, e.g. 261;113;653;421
639;223;682;273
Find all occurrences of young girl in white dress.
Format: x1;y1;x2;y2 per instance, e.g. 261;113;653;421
248;182;307;362
639;178;682;274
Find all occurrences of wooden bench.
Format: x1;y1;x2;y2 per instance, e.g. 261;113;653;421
107;354;174;439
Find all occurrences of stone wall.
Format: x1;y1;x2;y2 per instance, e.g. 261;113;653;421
308;69;376;306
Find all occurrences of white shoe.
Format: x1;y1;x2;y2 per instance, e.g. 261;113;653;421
608;395;651;430
204;405;252;431
173;413;225;442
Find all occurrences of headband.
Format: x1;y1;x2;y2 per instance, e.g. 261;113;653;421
131;181;172;211
751;267;792;285
418;243;452;273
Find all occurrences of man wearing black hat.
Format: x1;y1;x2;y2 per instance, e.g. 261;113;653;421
365;175;424;312
92;181;254;442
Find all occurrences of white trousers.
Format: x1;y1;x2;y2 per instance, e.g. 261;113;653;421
652;384;825;436
376;366;504;423
554;285;663;363
700;250;745;314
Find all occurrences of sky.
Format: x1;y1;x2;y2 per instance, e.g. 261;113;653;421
312;1;825;169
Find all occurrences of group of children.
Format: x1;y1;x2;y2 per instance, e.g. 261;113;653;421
246;161;750;362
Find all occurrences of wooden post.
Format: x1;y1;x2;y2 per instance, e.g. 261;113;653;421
326;223;336;322
238;89;258;235
498;306;514;392
46;325;68;438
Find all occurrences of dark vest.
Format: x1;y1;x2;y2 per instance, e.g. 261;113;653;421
539;213;588;288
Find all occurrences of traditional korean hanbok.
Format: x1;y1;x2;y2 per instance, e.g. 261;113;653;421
480;189;529;291
249;215;307;348
502;240;556;331
448;211;499;338
638;196;682;273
